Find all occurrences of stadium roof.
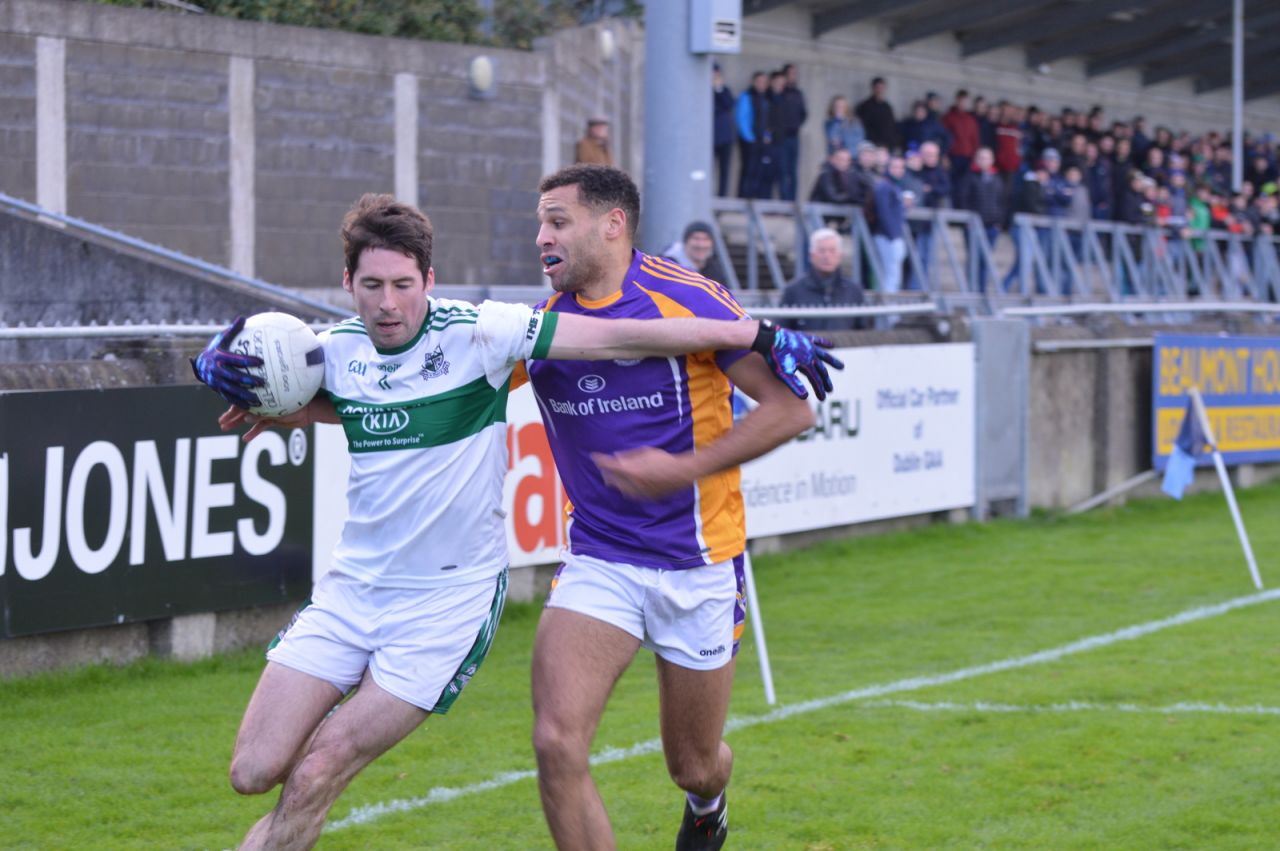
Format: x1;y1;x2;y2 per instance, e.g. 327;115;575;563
743;0;1280;101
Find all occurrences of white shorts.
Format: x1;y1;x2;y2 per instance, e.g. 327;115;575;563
266;568;507;713
545;552;745;671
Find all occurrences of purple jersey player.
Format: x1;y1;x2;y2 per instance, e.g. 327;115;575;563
525;165;829;851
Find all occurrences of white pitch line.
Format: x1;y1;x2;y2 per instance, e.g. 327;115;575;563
858;698;1280;717
327;587;1280;832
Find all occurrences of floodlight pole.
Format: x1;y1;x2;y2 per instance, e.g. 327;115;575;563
1232;0;1244;192
641;1;714;254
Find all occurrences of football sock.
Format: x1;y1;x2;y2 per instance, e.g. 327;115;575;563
686;790;723;816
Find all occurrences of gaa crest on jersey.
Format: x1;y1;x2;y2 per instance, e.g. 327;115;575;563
420;345;450;380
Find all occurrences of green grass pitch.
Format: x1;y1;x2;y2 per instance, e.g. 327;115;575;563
3;480;1280;849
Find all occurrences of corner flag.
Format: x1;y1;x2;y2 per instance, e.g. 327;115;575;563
1164;388;1264;589
1161;399;1207;500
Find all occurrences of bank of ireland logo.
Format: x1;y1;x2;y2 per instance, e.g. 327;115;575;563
362;409;410;435
577;374;606;393
420;345;450;381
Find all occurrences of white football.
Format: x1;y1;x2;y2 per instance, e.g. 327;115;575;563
229;312;325;418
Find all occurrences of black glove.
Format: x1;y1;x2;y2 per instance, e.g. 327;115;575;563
190;315;265;409
750;318;844;402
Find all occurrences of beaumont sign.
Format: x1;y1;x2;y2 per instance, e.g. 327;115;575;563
1153;334;1280;468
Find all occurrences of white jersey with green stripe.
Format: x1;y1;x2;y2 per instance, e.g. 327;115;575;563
320;297;558;589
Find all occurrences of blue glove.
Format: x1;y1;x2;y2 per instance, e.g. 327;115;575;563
190;315;265;409
750;319;844;401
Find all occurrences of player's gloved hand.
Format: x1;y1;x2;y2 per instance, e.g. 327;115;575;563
750;318;844;402
190;315;264;409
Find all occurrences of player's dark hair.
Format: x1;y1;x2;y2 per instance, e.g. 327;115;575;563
341;193;433;280
539;164;641;239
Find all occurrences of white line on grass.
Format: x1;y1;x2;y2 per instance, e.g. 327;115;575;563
326;587;1280;832
858;698;1280;716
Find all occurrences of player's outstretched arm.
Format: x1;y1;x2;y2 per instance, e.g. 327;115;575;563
594;354;814;499
545;314;843;400
219;395;340;443
190;315;265;408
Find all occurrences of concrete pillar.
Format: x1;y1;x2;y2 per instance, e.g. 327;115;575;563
228;55;255;277
394;72;419;206
149;612;216;662
641;3;712;254
35;36;66;216
541;69;560;179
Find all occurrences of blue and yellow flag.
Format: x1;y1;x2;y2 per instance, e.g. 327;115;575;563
1161;400;1209;500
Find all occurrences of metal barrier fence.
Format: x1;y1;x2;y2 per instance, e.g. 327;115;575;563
707;198;1280;318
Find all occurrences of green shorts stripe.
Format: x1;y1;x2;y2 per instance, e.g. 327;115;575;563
431;568;508;714
266;597;313;653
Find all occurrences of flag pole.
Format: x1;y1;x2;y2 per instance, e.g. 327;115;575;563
1189;388;1263;590
741;551;777;705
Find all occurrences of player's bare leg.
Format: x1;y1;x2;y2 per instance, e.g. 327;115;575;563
657;657;735;849
229;662;344;795
532;608;640;851
237;668;428;851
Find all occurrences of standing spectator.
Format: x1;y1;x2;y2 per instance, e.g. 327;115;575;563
810;147;857;205
925;91;944;121
662;221;728;284
898;100;949;153
943;89;979;203
1208;145;1233;194
871;155;910;293
1084;108;1106;143
574;118;612;166
760;70;789;199
856;76;899;151
1132;116;1152;162
1022;106;1048;165
775;63;808;201
1086;141;1114;221
909;140;950;291
1062;133;1088;173
735;71;770;198
974;95;997;151
824;95;864;155
1064;165;1092;224
1246;153;1277;191
849;141;880;204
1060;162;1091;294
1003;157;1049;293
995;103;1023;176
1042;149;1071;219
780;228;867;331
960;147;1005;292
1142;146;1169;186
712;64;735;197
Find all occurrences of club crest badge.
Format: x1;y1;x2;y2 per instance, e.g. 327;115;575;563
420;345;450;380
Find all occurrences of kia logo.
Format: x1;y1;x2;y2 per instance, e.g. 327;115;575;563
577;375;606;393
362;409;410;435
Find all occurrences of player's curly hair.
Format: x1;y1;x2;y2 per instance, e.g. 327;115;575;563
539;165;641;238
341;193;433;279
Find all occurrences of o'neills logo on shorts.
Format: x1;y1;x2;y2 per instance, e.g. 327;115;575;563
699;645;727;657
546;391;663;417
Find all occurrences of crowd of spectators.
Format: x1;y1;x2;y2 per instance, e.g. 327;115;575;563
712;71;1280;304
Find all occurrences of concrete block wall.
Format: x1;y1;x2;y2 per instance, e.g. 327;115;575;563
66;39;231;265
0;0;636;294
0;31;35;203
548;20;643;179
253;59;395;289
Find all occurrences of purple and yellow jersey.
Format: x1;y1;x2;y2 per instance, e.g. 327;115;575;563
525;250;752;569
